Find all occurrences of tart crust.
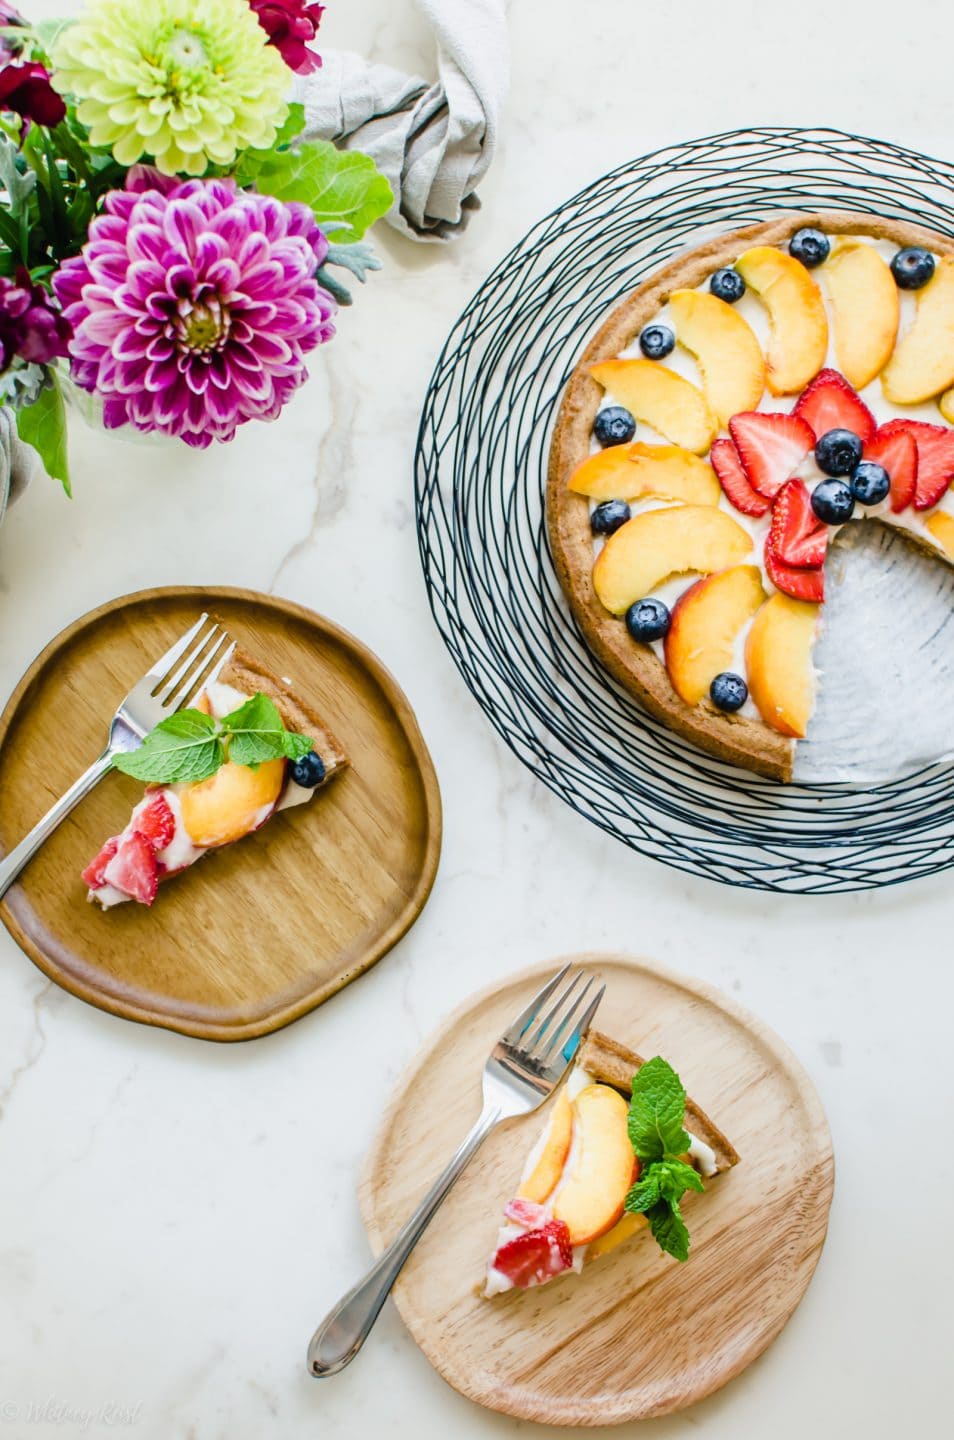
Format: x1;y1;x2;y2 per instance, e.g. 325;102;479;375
547;211;954;781
578;1029;739;1173
216;646;349;779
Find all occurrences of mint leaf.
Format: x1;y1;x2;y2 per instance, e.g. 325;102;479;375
16;375;70;495
242;140;393;241
220;693;313;768
658;1158;705;1201
113;709;223;784
627;1057;690;1163
646;1199;691;1263
281;730;314;762
623;1171;662;1214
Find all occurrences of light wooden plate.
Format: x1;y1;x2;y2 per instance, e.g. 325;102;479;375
0;587;442;1041
360;954;834;1426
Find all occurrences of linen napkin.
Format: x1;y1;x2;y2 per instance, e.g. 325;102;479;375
0;408;40;529
298;0;509;241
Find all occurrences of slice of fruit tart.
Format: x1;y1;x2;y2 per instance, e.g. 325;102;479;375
82;648;347;908
548;211;954;779
484;1031;737;1294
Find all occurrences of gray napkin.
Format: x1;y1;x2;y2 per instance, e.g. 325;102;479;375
299;0;509;241
0;407;40;530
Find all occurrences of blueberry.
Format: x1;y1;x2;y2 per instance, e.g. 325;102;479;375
639;324;675;360
709;672;748;713
850;460;891;506
811;478;855;525
789;228;830;268
289;750;326;788
593;405;636;447
814;428;863;476
891;246;935;290
709;267;746;303
625;598;671;643
590;499;631;536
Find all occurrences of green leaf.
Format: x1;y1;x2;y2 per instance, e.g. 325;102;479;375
657;1158;705;1201
627;1057;691;1164
243;140;393;241
646;1200;691;1263
623;1171;662;1215
113;710;224;785
220;692;314;768
272;103;306;149
16;377;70;495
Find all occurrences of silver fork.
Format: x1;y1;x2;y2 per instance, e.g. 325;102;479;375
0;614;235;900
307;963;605;1377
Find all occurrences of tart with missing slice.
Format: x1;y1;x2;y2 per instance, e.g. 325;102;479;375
82;648;347;907
548;211;954;780
484;1031;737;1294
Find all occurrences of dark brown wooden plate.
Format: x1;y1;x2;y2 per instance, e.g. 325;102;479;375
0;587;442;1040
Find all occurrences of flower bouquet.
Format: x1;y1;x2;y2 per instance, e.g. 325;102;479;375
0;0;392;492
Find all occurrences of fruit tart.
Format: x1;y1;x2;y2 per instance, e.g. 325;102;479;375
82;648;347;908
484;1031;737;1294
548;212;954;779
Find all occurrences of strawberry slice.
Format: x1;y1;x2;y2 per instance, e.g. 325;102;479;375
491;1220;573;1288
710;437;770;516
503;1198;549;1229
133;791;175;852
770;479;828;568
864;425;918;514
874;419;954;511
81;836;120;890
764;533;824;603
793;368;876;445
729;411;815;499
102;830;159;906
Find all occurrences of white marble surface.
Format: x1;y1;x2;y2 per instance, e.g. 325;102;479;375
2;2;953;1437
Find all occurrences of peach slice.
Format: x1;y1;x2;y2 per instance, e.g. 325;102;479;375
587;1211;646;1260
734;246;828;395
745;593;820;738
664;565;766;706
589;359;716;454
926;509;954;558
593;505;753;616
551;1084;636;1245
517;1087;573;1205
568;443;720;505
669;288;765;424
824;240;900;390
179;758;285;848
883;256;954;403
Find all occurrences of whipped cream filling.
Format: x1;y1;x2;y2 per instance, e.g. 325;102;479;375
88;680;317;906
587;234;954;732
485;1065;716;1297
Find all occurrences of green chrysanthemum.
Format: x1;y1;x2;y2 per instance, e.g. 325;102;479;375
51;0;291;176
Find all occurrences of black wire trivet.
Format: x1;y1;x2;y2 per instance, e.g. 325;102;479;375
415;126;954;894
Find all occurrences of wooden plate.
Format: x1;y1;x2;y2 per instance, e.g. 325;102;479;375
360;954;834;1426
0;587;442;1041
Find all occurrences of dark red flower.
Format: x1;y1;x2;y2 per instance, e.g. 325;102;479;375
0;267;73;372
0;60;67;135
249;0;324;75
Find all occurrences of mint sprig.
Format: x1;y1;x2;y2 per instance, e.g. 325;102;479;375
113;693;313;786
623;1056;704;1263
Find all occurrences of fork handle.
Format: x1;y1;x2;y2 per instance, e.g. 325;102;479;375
307;1101;502;1377
0;749;114;901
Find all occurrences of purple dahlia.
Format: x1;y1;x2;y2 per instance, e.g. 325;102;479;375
53;172;336;447
249;0;324;75
0;266;72;370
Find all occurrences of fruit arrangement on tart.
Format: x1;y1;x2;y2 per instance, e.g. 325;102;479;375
484;1032;736;1293
547;212;954;780
82;649;347;908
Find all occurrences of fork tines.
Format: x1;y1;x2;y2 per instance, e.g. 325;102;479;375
505;964;605;1072
148;615;236;712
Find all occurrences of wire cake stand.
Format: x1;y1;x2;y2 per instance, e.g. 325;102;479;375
415;127;954;893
